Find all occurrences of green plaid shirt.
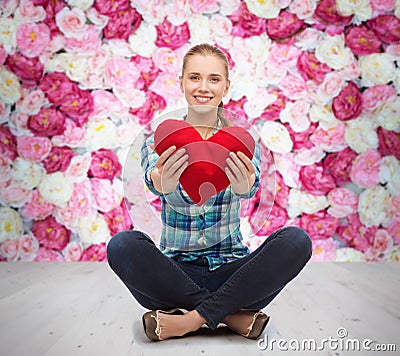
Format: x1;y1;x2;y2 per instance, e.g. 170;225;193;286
140;118;261;271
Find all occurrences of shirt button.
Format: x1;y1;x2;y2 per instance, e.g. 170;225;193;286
199;214;204;220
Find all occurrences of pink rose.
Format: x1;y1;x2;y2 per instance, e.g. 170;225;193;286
367;14;400;44
5;52;44;87
155;19;190;50
0;45;6;65
42;146;75;174
387;216;400;245
344;25;382;56
299;210;340;240
102;201;133;236
337;213;377;252
368;229;393;258
34;247;64;261
268;43;301;70
299;164;336;195
17;136;52;162
103;7;141;41
17;22;50;58
18;89;46;115
315;0;353;26
27;107;66;137
266;10;306;40
18;234;39;261
362;85;396;114
38;72;79;106
370;0;395;15
274;172;290;209
55;7;88;39
285;122;316;150
80;242;107;261
88;149;122;181
0;239;19;261
350;149;381;189
21;189;56;220
54;206;79;231
62;241;83;262
65;25;101;54
229;2;267;38
189;0;219;13
327;187;358;218
59;89;93;127
311;238;337;261
0;180;32;208
332;82;362;121
17;0;46;22
129;91;166;126
289;0;316;19
297;51;332;85
94;0;130;15
51;119;85;148
91;90;129;119
90;178;121;213
0;152;10;180
251;204;289;237
131;55;161;90
68;180;93;217
309;124;347;152
0;125;18;161
279;72;308;100
323;148;358;187
377;127;400;161
105;57;141;90
317;72;345;102
260;89;288;122
32;216;71;251
149;71;183;103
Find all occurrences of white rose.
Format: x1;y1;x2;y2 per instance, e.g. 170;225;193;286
336;0;372;21
244;0;280;19
279;100;311;133
83;117;118;151
113;87;146;109
309;103;341;130
78;213;110;248
38;172;74;208
396;0;400;18
19;89;46;115
106;39;136;58
0;207;23;243
210;14;233;47
358;185;391;227
288;0;317;19
294;28;322;50
67;0;94;11
287;189;329;218
393;68;400;94
334;247;366;262
274;153;301;188
129;22;157;57
379;156;400;196
344;116;378;153
11;158;45;190
0;16;17;53
219;0;241;16
86;7;108;30
165;0;191;26
63;53;90;82
243;88;276;119
188;15;212;45
55;7;88;38
376;97;400;132
0;67;21;104
0;101;10;124
360;53;395;87
315;34;351;70
260;121;293;154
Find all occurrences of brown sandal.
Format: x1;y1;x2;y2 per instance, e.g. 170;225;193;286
142;308;185;341
228;310;270;340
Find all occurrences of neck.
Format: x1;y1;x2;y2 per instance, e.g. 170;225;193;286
186;106;219;139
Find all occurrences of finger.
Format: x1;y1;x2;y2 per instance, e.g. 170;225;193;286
155;146;178;168
168;153;189;176
228;153;246;176
226;157;242;180
225;166;236;183
174;160;189;179
237;151;256;174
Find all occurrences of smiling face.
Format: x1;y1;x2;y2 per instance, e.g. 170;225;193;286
179;54;230;109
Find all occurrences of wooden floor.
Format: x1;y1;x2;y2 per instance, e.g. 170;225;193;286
0;262;399;356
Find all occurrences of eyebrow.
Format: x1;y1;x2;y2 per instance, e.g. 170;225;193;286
187;72;223;77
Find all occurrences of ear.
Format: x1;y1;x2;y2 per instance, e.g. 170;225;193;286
223;79;230;97
179;75;184;93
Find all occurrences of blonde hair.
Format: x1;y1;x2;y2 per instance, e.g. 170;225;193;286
182;43;231;127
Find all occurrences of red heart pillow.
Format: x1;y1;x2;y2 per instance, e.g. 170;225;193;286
153;119;255;206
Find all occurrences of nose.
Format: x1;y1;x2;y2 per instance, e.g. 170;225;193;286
199;79;209;92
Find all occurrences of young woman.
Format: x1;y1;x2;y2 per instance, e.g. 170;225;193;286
107;43;312;341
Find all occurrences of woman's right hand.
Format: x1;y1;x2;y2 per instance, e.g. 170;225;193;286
150;145;189;195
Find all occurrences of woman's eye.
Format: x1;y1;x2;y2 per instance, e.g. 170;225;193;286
190;76;199;80
210;78;219;82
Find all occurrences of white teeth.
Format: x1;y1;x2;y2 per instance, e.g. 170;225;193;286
196;96;211;103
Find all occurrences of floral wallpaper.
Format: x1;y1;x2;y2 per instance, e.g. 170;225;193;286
0;0;399;263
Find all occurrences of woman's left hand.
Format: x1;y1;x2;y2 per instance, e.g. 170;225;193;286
225;151;256;195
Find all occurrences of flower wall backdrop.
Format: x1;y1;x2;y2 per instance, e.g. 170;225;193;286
0;0;399;262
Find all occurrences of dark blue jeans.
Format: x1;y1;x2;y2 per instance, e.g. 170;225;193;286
107;226;312;330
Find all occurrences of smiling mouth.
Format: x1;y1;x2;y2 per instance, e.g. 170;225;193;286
195;96;213;103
